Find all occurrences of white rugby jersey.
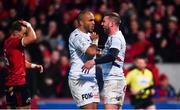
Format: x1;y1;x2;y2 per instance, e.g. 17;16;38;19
68;28;96;80
101;31;126;80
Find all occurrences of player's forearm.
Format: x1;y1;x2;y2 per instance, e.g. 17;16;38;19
85;34;99;56
94;48;119;64
25;60;36;69
95;54;115;64
22;25;37;46
27;26;37;41
25;61;32;69
85;45;97;56
25;60;43;73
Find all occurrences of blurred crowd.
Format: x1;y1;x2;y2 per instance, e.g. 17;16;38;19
0;0;180;99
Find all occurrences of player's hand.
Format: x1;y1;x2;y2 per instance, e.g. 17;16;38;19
90;32;99;40
19;20;31;28
82;60;95;74
35;64;43;73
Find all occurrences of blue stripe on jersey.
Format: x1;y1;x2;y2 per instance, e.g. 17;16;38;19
112;62;121;68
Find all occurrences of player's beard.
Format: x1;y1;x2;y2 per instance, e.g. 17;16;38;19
103;27;110;34
88;29;93;33
89;24;95;33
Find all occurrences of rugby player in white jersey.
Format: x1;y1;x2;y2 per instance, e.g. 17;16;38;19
68;10;100;109
82;12;127;110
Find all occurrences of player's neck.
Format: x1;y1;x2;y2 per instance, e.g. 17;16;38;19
109;27;119;36
11;33;18;38
11;33;22;39
78;27;88;33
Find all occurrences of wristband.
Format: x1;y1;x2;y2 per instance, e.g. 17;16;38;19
31;64;36;68
92;39;99;46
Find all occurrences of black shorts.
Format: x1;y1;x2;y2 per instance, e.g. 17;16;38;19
5;84;31;107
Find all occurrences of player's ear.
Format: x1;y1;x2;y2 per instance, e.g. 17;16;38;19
79;20;83;26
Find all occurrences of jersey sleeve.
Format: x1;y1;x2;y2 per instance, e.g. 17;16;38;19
73;35;90;53
110;37;121;50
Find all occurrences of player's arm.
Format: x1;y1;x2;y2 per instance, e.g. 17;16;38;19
75;32;99;56
82;48;119;72
85;32;99;56
21;21;37;46
85;45;97;56
94;36;122;64
25;60;43;73
94;48;119;64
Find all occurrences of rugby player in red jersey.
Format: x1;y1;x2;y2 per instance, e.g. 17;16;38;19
3;20;43;109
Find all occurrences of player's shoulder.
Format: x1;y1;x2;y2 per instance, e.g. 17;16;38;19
128;68;137;74
113;31;126;44
128;68;141;75
70;29;82;36
69;29;88;44
145;68;153;74
116;31;124;38
69;29;81;40
4;36;16;45
4;36;22;48
111;33;121;44
6;36;20;42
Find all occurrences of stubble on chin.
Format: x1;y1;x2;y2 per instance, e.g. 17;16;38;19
89;28;94;33
104;28;109;34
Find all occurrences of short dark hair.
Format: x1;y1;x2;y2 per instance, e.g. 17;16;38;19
77;10;92;23
105;12;121;26
134;54;147;61
10;20;27;34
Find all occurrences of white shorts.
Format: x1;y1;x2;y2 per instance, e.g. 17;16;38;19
68;78;100;107
103;79;126;105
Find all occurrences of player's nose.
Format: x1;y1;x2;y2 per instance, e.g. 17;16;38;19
101;22;103;26
92;21;95;25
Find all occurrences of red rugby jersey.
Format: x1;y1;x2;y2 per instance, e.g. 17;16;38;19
3;36;26;86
